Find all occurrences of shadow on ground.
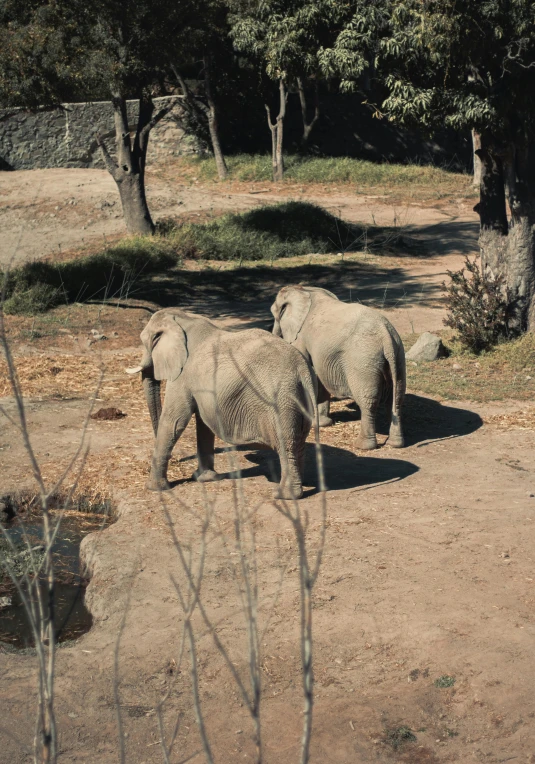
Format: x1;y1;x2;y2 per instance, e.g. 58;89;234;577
408;219;478;258
245;443;419;493
140;257;446;330
333;393;483;447
170;443;418;495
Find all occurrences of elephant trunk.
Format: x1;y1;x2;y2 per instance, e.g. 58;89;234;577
272;319;282;337
142;370;162;436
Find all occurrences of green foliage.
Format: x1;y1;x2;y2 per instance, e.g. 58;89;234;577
3;282;61;315
434;675;456;688
443;257;513;353
174;201;361;261
318;0;389;92
230;0;342;84
384;726;416;750
1;237;179;314
380;0;535;138
0;0;209;106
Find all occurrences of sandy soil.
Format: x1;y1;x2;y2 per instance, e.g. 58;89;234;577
1;167;535;764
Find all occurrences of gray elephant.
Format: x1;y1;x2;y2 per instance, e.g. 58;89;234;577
271;286;405;450
126;308;318;498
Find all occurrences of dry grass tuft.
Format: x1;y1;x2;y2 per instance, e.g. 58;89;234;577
483;408;535;430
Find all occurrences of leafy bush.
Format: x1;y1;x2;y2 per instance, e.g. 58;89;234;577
173;201;361;261
3;282;61;315
443;257;513;352
1;237;179;314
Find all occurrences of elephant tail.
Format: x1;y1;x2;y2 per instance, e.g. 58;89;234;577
382;325;406;444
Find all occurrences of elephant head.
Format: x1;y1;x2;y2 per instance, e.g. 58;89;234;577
270;286;338;342
126;311;189;435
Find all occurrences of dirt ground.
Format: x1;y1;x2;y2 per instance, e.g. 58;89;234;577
1;165;535;764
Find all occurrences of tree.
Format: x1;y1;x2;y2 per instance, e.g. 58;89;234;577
320;0;535;332
230;0;342;180
0;0;202;235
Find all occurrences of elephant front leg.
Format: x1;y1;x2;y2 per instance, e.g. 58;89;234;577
193;412;220;483
147;409;192;491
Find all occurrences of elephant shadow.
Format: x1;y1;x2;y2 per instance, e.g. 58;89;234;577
331;392;483;447
239;443;419;493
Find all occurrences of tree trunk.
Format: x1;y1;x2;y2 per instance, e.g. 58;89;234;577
204;55;228;180
297;77;320;147
476;134;535;331
116;172;154;236
265;79;287;182
97;92;177;236
472;130;482;187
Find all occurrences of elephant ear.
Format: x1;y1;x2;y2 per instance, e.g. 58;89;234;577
279;288;312;343
306;286;338;300
152;316;188;382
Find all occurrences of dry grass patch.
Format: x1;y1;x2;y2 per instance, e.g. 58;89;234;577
405;332;535;403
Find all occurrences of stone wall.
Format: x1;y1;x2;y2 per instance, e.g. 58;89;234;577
0;96;199;171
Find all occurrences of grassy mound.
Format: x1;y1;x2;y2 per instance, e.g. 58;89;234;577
1;237;179;315
173;201;361;261
1;202;361;314
184;153;472;188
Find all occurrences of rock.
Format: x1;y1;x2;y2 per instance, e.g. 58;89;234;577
0;596;12;609
452;363;462;371
406;332;447;362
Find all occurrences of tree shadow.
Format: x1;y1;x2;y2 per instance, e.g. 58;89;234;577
141;257;446;330
331;393;483;447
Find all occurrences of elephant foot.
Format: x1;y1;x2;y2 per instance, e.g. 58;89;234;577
387;435;405;448
146;477;172;492
356;436;377;451
274;483;304;501
193;468;220;483
318;416;334;428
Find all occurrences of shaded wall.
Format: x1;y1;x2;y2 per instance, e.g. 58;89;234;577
0;97;199;171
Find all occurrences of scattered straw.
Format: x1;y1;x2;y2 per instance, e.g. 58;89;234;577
483;408;535;431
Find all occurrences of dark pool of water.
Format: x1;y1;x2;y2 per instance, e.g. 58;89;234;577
0;509;110;649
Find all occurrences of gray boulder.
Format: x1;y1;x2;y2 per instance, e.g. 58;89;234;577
406;332;447;362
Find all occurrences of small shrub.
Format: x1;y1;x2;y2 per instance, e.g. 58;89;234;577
443;257;512;352
384;726;416;750
3;282;61;315
434;675;456;688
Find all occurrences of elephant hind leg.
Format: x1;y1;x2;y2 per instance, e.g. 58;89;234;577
193;412;220;483
317;381;333;427
352;389;380;451
275;437;305;500
381;375;404;448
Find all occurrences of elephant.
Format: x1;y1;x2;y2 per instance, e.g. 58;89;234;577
126;308;318;499
270;286;406;450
